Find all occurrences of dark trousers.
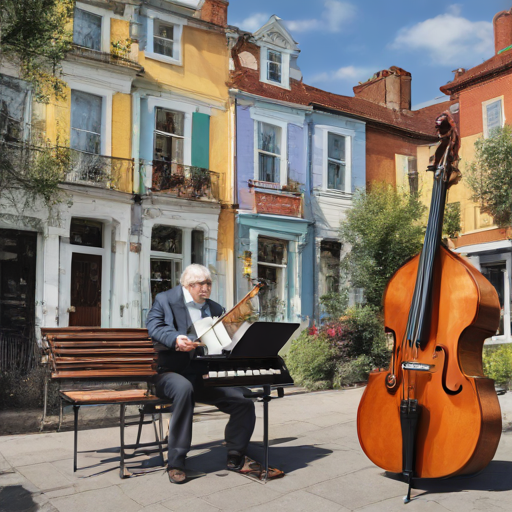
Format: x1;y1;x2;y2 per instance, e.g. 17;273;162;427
153;372;256;469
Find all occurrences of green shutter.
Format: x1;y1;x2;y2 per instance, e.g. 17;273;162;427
191;112;210;169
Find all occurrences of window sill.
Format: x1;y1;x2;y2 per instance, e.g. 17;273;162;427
144;51;182;67
314;188;353;199
259;77;291;90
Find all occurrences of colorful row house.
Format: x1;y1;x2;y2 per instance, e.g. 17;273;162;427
1;0;454;370
0;0;232;364
433;8;512;341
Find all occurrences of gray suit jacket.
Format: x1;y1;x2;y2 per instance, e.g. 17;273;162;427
146;285;224;374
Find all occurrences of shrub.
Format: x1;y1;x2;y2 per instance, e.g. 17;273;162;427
287;305;391;390
483;345;512;387
286;329;335;390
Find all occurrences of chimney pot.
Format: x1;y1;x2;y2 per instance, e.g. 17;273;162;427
493;9;512;55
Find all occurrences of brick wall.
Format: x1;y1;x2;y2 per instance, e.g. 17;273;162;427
366;127;423;187
459;70;512;137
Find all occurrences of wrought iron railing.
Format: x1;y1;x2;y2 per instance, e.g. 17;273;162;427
70;44;144;72
146;160;220;201
64;149;133;189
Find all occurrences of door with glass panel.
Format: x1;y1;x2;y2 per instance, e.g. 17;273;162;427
257;237;288;321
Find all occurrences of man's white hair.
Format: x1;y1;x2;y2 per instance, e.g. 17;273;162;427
180;264;212;287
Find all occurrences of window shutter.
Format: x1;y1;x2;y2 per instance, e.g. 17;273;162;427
191;112;210;169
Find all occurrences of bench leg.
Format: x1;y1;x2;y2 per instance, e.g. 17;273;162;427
152;413;165;466
58;399;63;432
73;405;80;472
40;378;48;432
135;407;144;448
120;404;130;478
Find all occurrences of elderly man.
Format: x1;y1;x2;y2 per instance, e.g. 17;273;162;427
146;264;256;484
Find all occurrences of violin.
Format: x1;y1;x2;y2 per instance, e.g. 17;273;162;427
357;112;502;502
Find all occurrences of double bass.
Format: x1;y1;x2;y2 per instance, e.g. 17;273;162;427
357;112;502;502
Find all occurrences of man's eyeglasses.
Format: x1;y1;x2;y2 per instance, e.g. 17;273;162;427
191;280;212;288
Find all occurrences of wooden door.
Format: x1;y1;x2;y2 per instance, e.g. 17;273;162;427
69;253;102;326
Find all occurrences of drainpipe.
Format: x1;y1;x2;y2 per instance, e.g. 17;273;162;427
308;120;318;324
233;97;238;304
132;92;141;194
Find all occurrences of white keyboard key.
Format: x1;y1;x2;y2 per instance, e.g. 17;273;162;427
209;371;217;378
236;370;246;377
218;371;227;378
227;371;236;377
253;369;260;376
246;370;253;376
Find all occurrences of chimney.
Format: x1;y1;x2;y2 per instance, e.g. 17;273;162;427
200;0;228;28
353;66;411;110
493;8;512;54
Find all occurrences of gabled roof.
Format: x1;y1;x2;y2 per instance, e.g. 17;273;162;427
252;15;299;53
230;68;449;139
440;49;512;95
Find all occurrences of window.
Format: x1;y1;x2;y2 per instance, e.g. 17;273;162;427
257;122;282;183
70;219;103;248
150;225;205;302
257;237;287;321
319;241;341;295
145;12;185;65
483;98;504;138
154;20;176;59
71;90;102;154
150;226;183;302
154;108;184;164
327;133;346;191
73;8;101;50
267;50;282;83
191;230;204;265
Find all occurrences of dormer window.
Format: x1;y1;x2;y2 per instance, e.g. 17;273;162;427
267;50;282;83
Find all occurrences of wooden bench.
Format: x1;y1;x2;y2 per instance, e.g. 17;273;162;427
41;327;170;478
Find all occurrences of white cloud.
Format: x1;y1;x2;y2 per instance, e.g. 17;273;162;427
309;66;375;85
234;13;270;33
322;0;357;33
391;9;493;66
234;2;356;35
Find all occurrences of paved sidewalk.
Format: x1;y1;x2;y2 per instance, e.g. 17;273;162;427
2;387;512;512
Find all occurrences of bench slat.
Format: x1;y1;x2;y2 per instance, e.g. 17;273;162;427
51;348;155;355
52;369;156;378
60;388;162;404
55;357;156;364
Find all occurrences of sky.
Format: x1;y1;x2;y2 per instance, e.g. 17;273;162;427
227;0;512;109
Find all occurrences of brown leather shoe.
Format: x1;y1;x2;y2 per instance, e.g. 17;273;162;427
168;468;187;484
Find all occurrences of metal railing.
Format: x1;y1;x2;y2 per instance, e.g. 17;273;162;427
64;149;133;190
146;160;220;201
70;44;144;72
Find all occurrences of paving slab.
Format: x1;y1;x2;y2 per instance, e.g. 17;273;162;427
2;388;512;512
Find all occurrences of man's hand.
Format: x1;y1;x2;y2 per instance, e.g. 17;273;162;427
175;335;201;352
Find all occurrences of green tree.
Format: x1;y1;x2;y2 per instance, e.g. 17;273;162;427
443;201;461;239
466;125;512;227
339;183;426;309
0;0;74;103
1;0;74;215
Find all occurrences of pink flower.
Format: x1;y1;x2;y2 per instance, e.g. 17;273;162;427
326;328;336;337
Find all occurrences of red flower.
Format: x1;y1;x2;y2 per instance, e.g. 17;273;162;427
326;328;336;337
308;324;318;336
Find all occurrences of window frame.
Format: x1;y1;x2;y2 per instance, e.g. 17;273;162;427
68;81;112;156
153;107;186;164
482;96;505;138
73;7;102;51
74;2;112;53
259;46;290;89
252;114;288;187
145;10;185;66
322;127;353;193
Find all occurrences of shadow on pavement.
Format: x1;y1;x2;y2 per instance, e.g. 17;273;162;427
384;460;512;495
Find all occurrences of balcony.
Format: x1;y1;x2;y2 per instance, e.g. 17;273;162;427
248;180;303;218
69;45;144;73
144;161;220;201
64;149;133;191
